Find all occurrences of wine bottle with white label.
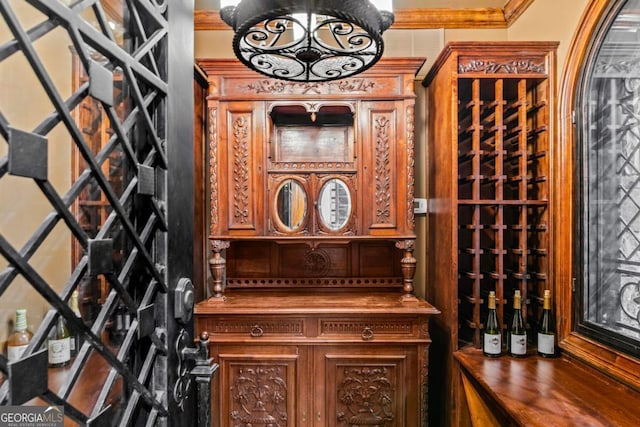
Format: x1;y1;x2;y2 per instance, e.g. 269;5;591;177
7;309;33;362
537;289;556;357
509;290;527;357
483;291;502;357
48;315;71;367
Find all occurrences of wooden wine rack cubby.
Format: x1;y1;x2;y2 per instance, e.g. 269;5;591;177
423;42;558;353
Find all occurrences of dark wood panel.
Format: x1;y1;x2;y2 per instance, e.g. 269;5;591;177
226;242;402;280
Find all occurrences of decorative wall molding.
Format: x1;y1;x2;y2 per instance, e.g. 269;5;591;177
194;1;535;31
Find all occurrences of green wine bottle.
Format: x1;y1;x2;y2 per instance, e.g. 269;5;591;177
483;291;502;357
69;290;82;357
48;315;71;367
537;289;556;357
509;290;527;357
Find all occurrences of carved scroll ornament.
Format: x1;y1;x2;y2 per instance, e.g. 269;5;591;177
458;58;546;74
247;79;376;95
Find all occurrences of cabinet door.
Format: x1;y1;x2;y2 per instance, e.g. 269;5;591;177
360;101;409;236
213;344;308;427
217;101;266;236
315;345;420;427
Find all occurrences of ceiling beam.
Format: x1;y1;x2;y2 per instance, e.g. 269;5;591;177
194;1;536;31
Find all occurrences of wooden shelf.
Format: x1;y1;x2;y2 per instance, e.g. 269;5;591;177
455;347;640;427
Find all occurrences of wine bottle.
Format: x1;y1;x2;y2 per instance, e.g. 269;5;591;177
48;315;71;367
7;309;33;363
69;291;82;357
509;290;527;357
483;291;502;357
537;289;556;357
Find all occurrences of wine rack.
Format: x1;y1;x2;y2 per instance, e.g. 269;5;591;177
423;42;558;352
457;75;551;347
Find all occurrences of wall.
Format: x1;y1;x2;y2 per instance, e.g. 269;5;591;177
508;0;591;71
0;2;73;342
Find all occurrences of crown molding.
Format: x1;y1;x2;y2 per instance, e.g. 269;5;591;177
503;0;536;26
194;0;535;31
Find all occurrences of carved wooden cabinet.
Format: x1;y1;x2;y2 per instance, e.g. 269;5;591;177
194;58;438;427
196;292;433;427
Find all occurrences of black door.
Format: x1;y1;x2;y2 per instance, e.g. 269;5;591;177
0;1;209;425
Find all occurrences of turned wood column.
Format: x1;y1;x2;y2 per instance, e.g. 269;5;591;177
209;239;230;300
396;239;417;300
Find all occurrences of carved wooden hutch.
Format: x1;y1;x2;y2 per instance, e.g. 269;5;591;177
194;58;438;427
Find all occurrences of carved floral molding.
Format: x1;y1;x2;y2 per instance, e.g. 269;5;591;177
337;366;395;426
407;106;416;230
247;79;376;95
208;107;218;227
230;365;288;426
374;115;392;224
458;58;546;74
232;115;250;225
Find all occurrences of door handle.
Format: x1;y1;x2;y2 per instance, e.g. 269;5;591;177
361;326;374;341
174;330;219;426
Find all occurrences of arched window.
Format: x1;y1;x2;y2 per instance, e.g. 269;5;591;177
574;0;640;357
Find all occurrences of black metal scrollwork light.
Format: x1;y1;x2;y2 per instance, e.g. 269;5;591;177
219;0;394;82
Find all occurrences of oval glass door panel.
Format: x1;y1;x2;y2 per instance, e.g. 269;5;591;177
276;179;307;231
318;179;351;230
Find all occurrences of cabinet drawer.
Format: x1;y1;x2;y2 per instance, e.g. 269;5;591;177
199;316;306;338
318;318;420;340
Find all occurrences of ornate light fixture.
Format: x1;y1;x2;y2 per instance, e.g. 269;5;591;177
219;0;394;82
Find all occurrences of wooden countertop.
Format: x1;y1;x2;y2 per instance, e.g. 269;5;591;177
455;346;640;427
194;291;439;316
